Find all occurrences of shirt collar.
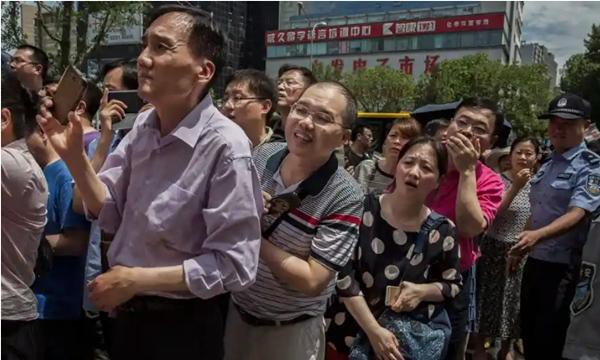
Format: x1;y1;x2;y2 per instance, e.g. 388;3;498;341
139;94;216;148
5;138;28;152
555;142;586;162
257;127;274;147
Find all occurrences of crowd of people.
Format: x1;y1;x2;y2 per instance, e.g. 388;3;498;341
2;5;600;360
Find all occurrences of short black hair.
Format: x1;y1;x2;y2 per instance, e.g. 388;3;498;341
100;59;138;90
147;5;225;89
457;97;504;144
351;124;372;141
1;67;38;139
226;69;277;118
278;64;317;85
81;82;103;119
306;81;357;129
425;118;450;137
17;44;49;80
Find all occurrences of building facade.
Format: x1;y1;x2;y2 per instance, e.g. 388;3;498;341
521;42;558;88
266;1;523;79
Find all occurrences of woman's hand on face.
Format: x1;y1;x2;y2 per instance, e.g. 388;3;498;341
366;326;405;360
390;282;424;313
512;168;531;189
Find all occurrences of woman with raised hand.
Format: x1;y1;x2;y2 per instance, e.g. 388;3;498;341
473;136;540;360
326;136;462;360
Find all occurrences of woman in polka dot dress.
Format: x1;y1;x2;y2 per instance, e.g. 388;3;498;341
325;137;462;360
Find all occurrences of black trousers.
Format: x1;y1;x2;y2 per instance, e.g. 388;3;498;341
444;268;472;360
520;257;578;360
1;320;43;360
110;295;224;360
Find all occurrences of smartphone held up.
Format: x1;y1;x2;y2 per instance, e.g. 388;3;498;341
52;65;88;125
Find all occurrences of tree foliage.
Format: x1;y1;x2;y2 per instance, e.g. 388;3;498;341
341;67;416;113
561;24;600;126
311;61;343;82
35;1;148;77
416;53;552;137
1;2;26;51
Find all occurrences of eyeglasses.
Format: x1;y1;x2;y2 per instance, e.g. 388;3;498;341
452;116;490;137
289;103;344;128
277;78;302;87
10;57;38;67
222;95;267;107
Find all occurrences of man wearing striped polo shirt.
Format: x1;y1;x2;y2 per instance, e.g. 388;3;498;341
225;82;364;360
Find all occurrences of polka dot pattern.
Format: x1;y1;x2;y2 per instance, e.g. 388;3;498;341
410;253;424;266
363;211;374;227
429;229;441;244
334;312;345;326
442;268;457;280
344;336;356;348
336;275;352;290
443;236;455;251
384;265;400;280
362;271;374;288
393;230;407;245
371;238;385;254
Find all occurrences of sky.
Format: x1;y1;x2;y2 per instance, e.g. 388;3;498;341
522;1;599;70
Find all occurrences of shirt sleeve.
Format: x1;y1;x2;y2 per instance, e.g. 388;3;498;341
94;128;134;234
58;179;89;230
335;243;363;298
354;160;373;193
569;162;600;213
428;221;462;299
477;169;505;227
310;193;363;272
183;155;263;299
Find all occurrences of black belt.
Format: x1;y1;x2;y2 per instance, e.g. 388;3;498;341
118;295;215;314
234;304;314;327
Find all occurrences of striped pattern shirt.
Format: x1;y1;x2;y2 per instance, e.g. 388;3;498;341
233;142;364;320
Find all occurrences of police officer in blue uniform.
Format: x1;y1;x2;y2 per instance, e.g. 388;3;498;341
509;93;600;359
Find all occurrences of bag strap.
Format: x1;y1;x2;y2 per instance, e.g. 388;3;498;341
397;211;446;284
261;147;339;239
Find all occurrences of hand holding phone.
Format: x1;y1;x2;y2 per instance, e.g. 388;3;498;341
268;192;301;216
107;90;146;114
52;65;88;125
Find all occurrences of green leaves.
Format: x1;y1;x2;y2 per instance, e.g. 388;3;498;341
311;53;553;138
561;24;600;126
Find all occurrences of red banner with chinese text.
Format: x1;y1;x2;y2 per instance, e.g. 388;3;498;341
265;12;505;46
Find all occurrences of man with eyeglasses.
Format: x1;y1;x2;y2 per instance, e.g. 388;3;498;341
425;97;505;360
221;69;277;147
10;45;48;95
272;64;317;141
225;81;363;360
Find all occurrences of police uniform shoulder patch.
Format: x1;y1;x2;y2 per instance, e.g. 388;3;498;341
581;151;600;166
587;174;600;196
571;262;596;316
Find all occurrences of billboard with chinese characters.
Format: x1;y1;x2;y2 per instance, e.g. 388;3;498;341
265;48;505;79
266;13;505;46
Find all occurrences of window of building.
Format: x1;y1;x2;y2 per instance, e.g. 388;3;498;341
370;38;384;52
384;38;396;51
327;41;340;55
418;34;435;49
347;40;361;53
461;32;476;47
